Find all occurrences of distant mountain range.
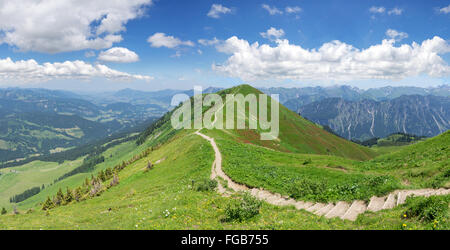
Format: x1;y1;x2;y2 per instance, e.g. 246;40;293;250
261;85;450;105
259;85;450;140
298;95;449;141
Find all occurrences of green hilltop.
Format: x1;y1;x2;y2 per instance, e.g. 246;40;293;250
208;84;376;161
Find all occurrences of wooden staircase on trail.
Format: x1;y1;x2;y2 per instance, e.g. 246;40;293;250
195;130;450;222
251;188;450;221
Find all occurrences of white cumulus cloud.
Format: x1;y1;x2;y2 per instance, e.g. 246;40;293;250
388;8;403;15
369;6;386;13
439;5;450;14
0;57;152;82
198;37;221;46
262;4;283;15
98;47;139;63
386;29;408;42
285;6;302;14
207;4;232;18
260;27;285;41
0;0;152;53
213;36;450;82
147;33;194;48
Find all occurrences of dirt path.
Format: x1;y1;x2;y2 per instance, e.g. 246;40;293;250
195;131;450;221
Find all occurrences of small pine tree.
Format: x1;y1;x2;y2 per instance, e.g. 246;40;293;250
42;197;54;210
74;187;83;202
98;170;106;182
64;187;73;204
1;207;6;215
105;168;112;179
90;175;96;185
55;188;64;206
84;177;90;187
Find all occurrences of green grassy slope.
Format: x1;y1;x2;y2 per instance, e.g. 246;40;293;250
2;129;445;229
206;129;399;203
360;130;450;188
0;159;83;209
0;140;140;210
213;85;376;161
0;84;448;229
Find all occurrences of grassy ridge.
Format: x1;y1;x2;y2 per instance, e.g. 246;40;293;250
214;85;376;161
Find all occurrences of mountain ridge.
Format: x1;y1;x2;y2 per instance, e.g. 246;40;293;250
298;95;449;140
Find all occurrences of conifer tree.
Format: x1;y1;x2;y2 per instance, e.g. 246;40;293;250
64;187;73;204
74;187;83;202
105;168;112;179
42;197;54;210
55;188;64;206
98;170;106;182
1;207;6;215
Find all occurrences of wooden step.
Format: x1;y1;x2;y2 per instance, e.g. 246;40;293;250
306;203;326;213
382;194;396;210
396;191;410;206
277;198;296;206
325;201;350;219
341;200;366;221
367;196;385;212
315;203;335;216
294;201;313;210
302;202;314;210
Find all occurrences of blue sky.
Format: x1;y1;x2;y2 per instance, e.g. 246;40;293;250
0;0;449;91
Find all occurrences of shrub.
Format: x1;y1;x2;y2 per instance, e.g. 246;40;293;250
427;170;450;188
195;179;218;192
289;179;326;200
302;158;312;165
367;176;387;187
405;196;449;222
1;207;6;215
224;194;262;222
